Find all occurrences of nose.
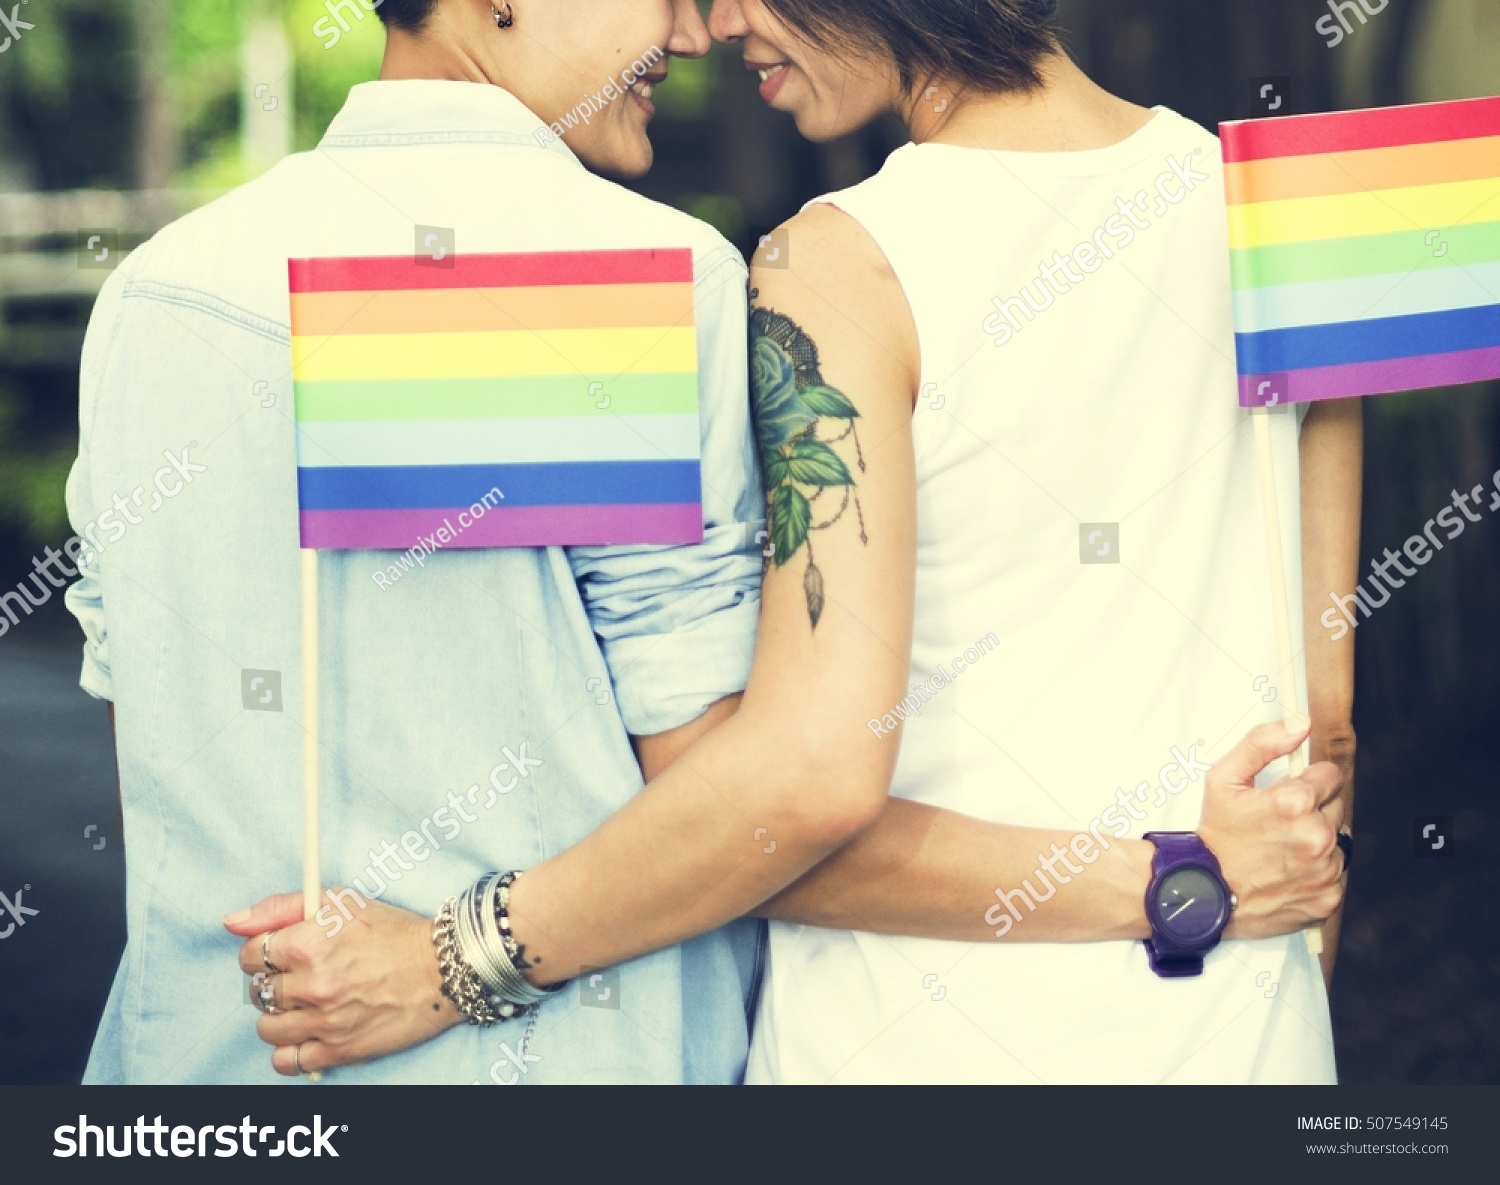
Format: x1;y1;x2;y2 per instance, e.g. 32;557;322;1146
707;0;748;44
668;0;713;59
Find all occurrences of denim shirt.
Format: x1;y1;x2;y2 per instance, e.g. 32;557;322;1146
65;80;766;1084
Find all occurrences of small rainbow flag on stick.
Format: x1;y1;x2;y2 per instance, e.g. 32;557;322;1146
1223;95;1500;407
284;247;704;1058
289;248;703;549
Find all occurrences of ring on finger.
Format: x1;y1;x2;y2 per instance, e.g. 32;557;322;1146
251;971;283;1015
293;1042;304;1075
261;932;284;974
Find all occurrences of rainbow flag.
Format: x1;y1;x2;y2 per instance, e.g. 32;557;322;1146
289;248;703;549
1222;95;1500;407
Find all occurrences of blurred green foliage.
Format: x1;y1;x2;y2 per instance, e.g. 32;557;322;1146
0;385;73;543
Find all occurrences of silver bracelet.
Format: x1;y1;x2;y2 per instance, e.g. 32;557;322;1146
441;872;562;1022
432;895;502;1027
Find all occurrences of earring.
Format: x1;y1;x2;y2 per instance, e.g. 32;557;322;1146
492;3;514;28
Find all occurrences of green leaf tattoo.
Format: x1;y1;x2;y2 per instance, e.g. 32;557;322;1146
750;304;868;629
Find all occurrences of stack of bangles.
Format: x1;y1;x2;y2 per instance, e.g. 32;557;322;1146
433;871;564;1026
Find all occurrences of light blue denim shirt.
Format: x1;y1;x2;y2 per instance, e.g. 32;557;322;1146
65;80;766;1084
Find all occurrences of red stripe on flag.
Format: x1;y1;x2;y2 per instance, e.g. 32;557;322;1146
289;249;696;294
1221;95;1500;163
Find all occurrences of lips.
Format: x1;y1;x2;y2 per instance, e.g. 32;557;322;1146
750;62;791;104
628;73;666;115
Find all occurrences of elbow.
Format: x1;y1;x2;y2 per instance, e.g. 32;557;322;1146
734;706;894;851
772;758;890;851
807;783;888;849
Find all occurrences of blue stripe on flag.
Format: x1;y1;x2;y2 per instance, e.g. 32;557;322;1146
1235;302;1500;374
298;460;702;511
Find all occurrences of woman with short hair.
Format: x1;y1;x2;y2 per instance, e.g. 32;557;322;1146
706;0;1361;1083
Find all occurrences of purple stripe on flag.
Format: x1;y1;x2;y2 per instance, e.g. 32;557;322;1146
1240;346;1500;406
300;504;704;551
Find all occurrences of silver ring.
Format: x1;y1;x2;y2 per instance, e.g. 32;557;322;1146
293;1042;304;1075
251;971;282;1015
261;932;284;974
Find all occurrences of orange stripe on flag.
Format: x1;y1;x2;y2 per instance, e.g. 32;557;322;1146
1225;133;1500;206
289;282;696;337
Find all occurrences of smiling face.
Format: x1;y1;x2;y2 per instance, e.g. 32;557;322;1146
708;0;901;141
492;0;711;176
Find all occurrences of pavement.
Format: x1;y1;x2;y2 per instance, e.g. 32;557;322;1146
0;616;124;1085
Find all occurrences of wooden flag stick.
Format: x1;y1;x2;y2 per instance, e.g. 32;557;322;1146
299;548;325;1079
1251;410;1322;956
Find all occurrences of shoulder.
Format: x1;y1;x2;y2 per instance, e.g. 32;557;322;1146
753;203;915;372
111;153;330;333
571;170;746;284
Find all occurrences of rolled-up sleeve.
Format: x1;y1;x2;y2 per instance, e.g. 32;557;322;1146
568;246;765;737
63;270;128;702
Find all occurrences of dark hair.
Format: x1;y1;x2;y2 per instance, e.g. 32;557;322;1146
761;0;1061;94
375;0;441;31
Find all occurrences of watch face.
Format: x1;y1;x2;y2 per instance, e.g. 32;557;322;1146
1153;866;1229;944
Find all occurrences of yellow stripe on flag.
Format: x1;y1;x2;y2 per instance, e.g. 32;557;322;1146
291;326;699;383
1227;176;1500;249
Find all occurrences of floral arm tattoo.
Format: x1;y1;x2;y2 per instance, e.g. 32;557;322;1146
749;299;868;630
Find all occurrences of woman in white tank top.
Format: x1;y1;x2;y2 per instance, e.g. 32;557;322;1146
706;0;1364;1083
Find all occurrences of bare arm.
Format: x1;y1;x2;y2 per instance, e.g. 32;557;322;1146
1300;398;1363;985
759;801;1154;943
632;694;742;783
502;206;922;984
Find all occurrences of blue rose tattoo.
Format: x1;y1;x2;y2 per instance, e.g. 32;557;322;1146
749;305;867;629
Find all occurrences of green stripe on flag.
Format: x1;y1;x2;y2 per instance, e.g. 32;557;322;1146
1231;220;1500;290
295;373;699;423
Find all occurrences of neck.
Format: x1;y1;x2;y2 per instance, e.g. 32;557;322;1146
904;53;1153;153
379;26;497;86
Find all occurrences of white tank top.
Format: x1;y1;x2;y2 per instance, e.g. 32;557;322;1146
748;108;1334;1084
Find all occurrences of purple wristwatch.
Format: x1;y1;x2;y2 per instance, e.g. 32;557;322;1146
1143;832;1236;978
